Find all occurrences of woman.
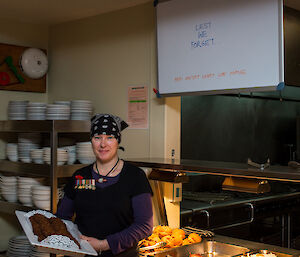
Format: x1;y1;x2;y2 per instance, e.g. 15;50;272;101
56;114;153;257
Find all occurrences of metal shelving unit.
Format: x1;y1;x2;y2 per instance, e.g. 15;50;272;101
0;120;90;214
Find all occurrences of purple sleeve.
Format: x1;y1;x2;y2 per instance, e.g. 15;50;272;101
55;195;75;220
107;193;153;255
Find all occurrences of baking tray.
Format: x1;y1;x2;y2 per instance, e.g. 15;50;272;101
15;210;97;257
140;239;250;257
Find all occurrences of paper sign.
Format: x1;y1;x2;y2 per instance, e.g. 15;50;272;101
127;86;148;129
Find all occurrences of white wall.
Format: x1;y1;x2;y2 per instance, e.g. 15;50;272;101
48;3;165;159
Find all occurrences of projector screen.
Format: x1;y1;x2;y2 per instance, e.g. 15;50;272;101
156;0;284;96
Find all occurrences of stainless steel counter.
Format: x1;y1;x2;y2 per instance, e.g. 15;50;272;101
215;235;300;256
151;235;300;257
126;158;300;182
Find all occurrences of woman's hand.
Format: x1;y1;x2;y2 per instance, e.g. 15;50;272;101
80;235;110;252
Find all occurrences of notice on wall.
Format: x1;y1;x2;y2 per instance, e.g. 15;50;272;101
127;86;148;129
156;0;284;95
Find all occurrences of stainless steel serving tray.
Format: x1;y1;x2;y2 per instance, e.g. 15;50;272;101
246;250;294;257
140;239;250;257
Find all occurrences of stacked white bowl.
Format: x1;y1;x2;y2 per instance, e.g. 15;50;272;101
6;143;18;162
0;175;17;203
30;149;44;164
32;185;51;210
62;145;76;164
46;104;71;120
18;133;41;163
26;102;47;120
7;101;28;120
76;142;96;164
43;147;68;165
18;177;44;207
7;235;31;257
71;100;93;120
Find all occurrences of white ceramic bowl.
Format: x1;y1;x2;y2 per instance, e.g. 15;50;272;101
1;176;17;182
33;199;50;210
32;194;51;201
7;155;18;162
32;185;51;192
2;193;18;202
18;195;32;205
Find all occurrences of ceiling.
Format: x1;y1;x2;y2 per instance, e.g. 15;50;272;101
0;0;299;26
0;0;152;25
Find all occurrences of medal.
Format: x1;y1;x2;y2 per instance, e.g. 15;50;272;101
98;178;108;183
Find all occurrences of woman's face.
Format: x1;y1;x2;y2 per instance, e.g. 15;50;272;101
91;134;119;163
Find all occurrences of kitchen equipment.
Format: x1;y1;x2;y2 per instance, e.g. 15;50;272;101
19;48;48;79
139;241;166;251
141;238;250;257
222;177;270;194
182;226;215;238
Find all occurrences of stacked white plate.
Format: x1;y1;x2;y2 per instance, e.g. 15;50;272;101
53;100;71;107
18;177;44;207
7;235;31;257
30;149;44;164
0;175;17;203
18;133;41;163
46;104;70;120
62;145;76;164
43;147;68;165
7;101;28;120
76;142;96;164
27;102;47;120
6;143;18;162
32;185;52;210
29;246;50;257
71;100;93;120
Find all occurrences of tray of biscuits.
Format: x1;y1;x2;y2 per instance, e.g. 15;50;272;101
15;210;97;257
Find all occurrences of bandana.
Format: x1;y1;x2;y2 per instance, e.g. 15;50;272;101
90;114;129;143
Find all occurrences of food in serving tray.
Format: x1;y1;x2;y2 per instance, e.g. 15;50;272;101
189;254;204;257
249;253;277;257
139;226;202;253
29;212;80;249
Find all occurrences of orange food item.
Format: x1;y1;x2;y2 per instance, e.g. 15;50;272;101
172;228;185;239
158;226;173;238
153;225;163;234
169;235;183;247
161;235;174;247
188;233;202;244
190;254;203;257
139;226;202;253
182;238;191;245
